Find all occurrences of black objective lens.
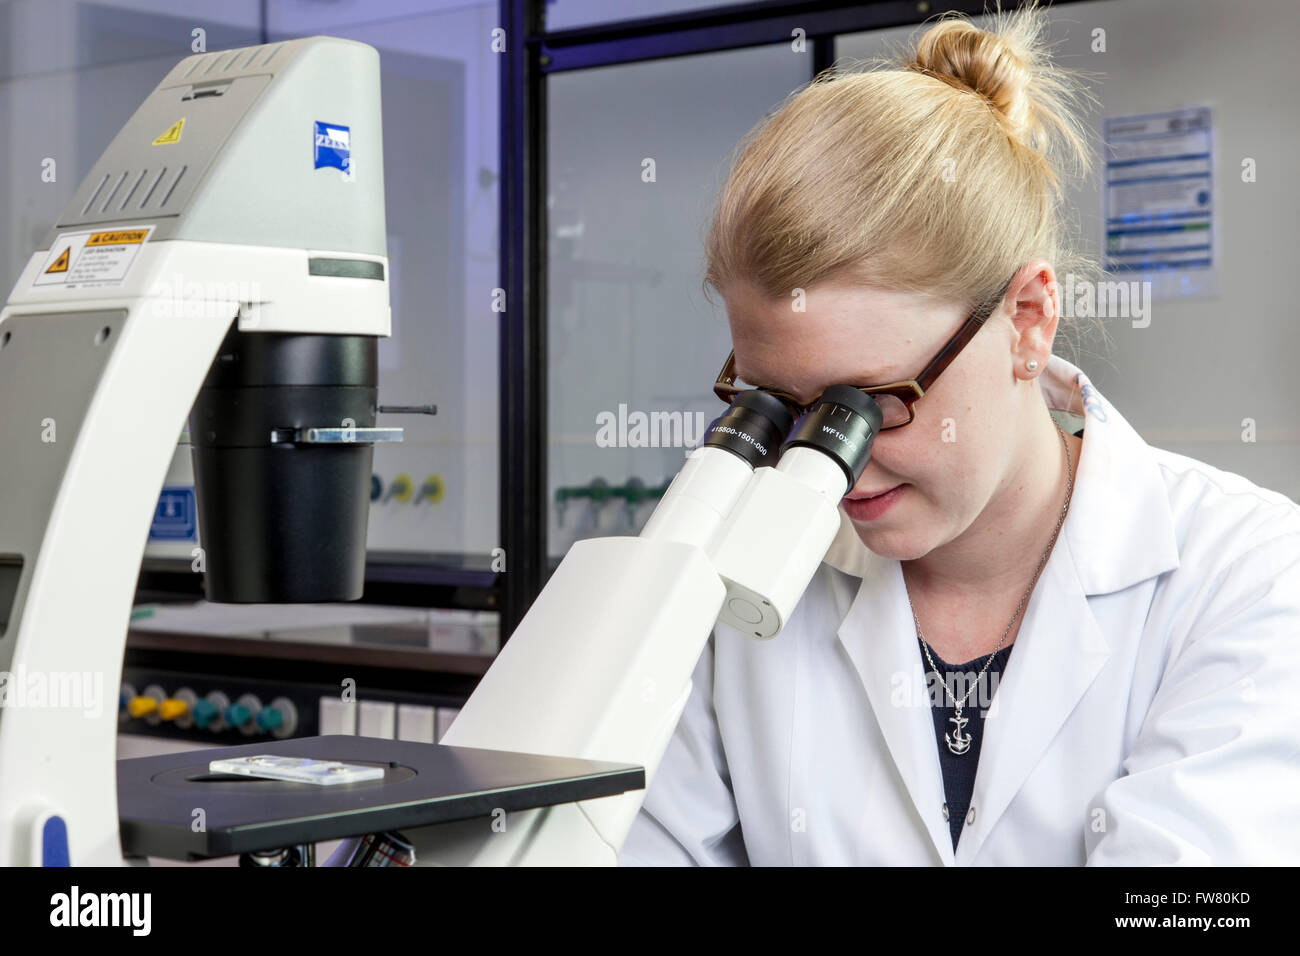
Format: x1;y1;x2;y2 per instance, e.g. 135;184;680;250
703;390;795;469
189;324;378;603
780;385;883;489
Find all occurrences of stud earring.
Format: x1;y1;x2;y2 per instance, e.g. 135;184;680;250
1026;359;1039;371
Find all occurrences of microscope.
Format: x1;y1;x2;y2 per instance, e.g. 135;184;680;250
0;36;882;866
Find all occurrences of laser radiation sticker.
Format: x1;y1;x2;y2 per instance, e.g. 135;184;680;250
31;226;155;290
45;247;71;274
314;120;351;172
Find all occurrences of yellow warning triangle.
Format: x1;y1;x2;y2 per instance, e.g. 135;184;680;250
152;118;185;146
45;247;70;274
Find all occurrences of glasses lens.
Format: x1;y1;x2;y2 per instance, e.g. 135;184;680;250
870;392;911;429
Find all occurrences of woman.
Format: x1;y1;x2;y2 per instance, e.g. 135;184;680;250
619;6;1300;865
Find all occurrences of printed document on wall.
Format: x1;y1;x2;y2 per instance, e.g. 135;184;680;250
1102;106;1217;301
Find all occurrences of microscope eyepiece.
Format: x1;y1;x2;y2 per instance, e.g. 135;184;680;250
702;389;795;469
818;384;885;430
780;385;882;490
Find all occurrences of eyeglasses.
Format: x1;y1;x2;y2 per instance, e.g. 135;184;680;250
713;274;1016;430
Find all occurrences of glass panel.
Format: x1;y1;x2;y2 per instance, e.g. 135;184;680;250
547;44;811;559
267;3;501;571
0;2;499;662
0;2;262;295
547;0;753;31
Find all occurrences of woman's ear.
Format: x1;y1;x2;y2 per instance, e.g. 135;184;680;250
1006;260;1058;380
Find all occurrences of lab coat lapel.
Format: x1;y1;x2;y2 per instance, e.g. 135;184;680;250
950;354;1179;862
953;538;1110;864
836;552;955;864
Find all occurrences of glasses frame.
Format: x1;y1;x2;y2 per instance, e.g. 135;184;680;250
713;274;1017;429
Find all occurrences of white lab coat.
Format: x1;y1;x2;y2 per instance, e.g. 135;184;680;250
619;354;1300;865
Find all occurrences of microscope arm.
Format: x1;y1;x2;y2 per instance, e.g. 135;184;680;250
410;534;727;865
0;242;390;866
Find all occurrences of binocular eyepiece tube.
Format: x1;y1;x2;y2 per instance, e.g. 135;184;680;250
638;383;883;599
702;383;883;493
647;383;885;639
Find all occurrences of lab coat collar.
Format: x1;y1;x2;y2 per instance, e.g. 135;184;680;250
826;354;1180;864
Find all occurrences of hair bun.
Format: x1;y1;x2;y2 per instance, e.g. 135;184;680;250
907;17;1033;139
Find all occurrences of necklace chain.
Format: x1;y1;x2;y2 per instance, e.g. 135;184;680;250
908;421;1074;716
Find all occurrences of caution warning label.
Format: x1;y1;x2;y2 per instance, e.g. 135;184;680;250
32;225;155;290
152;118;185;146
87;229;149;246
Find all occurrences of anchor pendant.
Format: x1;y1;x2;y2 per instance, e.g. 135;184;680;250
946;707;973;755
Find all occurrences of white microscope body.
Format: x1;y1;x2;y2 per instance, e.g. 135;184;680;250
0;36;881;866
414;435;869;865
0;36;392;866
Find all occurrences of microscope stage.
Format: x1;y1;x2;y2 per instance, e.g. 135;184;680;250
117;734;644;860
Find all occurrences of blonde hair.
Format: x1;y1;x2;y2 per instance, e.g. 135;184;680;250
702;1;1103;347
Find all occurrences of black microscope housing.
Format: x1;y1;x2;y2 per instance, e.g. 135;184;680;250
188;323;379;603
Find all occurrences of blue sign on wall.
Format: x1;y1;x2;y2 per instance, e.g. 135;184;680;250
150;486;196;541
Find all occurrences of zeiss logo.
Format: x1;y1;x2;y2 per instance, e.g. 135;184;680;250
314;121;351;172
